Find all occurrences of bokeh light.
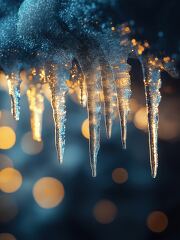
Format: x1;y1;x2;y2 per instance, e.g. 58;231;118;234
33;177;65;209
112;168;128;184
0;195;18;223
0;127;16;149
0;168;23;193
130;98;140;113
21;132;43;155
134;107;148;131
0;71;8;91
0;154;13;170
0;233;16;240
147;211;168;233
81;118;89;139
159;119;179;140
93;200;117;224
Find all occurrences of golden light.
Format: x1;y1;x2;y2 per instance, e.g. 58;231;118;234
81;118;90;139
131;39;137;46
0;154;13;170
112;168;128;184
147;211;168;233
99;91;104;102
134;107;148;131
130;98;140;113
0;233;16;240
124;26;131;33
21;132;43;155
163;56;171;63
138;44;145;55
0;168;23;193
0;127;16;149
33;177;65;209
93;200;117;224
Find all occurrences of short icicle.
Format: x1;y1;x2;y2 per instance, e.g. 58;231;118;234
7;72;21;121
46;64;67;164
141;57;162;178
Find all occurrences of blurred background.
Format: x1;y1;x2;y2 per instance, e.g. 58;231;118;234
0;0;180;240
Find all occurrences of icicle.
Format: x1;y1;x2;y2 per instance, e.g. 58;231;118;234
141;57;162;178
113;60;132;149
27;84;44;142
46;64;67;164
103;23;132;148
7;72;21;121
99;61;115;139
85;68;101;177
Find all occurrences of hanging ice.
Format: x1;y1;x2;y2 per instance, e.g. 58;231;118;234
115;25;132;149
141;57;162;178
46;64;68;164
0;0;179;178
84;64;102;177
99;24;133;148
78;53;102;177
140;56;179;177
7;72;21;121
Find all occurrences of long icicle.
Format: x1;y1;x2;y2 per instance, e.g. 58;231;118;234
7;72;21;120
85;67;101;177
141;57;162;178
27;84;44;142
46;64;67;164
113;60;132;149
